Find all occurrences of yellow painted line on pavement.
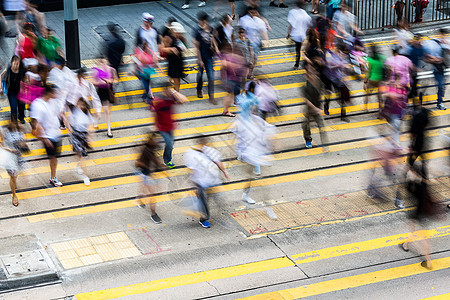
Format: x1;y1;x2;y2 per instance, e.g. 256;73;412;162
292;225;450;263
74;227;449;299
25;149;447;222
75;257;294;300
238;257;450;300
421;293;450;300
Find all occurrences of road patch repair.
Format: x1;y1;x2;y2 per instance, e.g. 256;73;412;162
0;234;59;291
230;177;450;236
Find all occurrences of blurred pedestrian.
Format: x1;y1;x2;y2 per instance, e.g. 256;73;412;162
4;55;26;123
423;28;448;110
221;45;248;117
326;0;341;20
407;34;426;107
194;11;218;103
160;22;187;92
136;13;160;54
135;133;167;224
0;120;28;206
239;7;269;76
30;84;65;187
18;23;37;61
231;112;277;219
67;98;94;186
407;99;431;179
153;82;188;169
252;78;279;120
185;135;230;228
105;22;125;75
303;62;328;149
134;41;162;104
66;68;102;126
92;56;118;138
37;27;63;65
364;45;385;115
215;14;234;52
3;0;25;37
384;46;413;102
234;27;255;79
287;0;312;69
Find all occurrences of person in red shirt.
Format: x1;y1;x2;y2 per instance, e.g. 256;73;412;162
153;82;187;168
19;23;37;60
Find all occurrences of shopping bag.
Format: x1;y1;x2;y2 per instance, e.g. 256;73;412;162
178;194;207;220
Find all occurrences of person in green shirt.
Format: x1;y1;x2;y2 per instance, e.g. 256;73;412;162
37;28;63;64
364;45;385;117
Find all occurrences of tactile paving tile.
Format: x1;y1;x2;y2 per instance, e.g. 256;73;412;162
50;231;141;269
230;178;450;236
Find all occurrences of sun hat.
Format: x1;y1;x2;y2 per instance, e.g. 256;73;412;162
170;22;186;33
142;13;154;23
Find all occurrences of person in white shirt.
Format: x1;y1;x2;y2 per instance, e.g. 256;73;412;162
30;85;66;187
230;113;277;219
67;98;95;186
47;57;76;129
136;13;161;55
185;135;229;228
66;68;102;126
238;7;269;71
287;1;312;69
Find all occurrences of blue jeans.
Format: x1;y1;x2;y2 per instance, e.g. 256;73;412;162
8;92;25;122
159;131;174;164
197;56;214;98
139;76;151;102
434;69;445;105
327;5;339;20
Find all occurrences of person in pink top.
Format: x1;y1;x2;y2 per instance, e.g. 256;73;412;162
92;56;118;138
384;46;414;88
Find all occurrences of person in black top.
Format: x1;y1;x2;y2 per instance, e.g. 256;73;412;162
105;22;126;74
215;14;233;52
161;22;187;92
4;55;25;123
408;100;431;179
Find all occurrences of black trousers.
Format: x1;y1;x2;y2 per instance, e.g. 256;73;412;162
295;41;302;67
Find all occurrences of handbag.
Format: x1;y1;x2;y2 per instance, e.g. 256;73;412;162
17;81;44;104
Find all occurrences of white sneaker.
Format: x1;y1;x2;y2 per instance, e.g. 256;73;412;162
49;177;63;187
198;1;206;6
242;193;256;204
83;176;90;186
181;4;189;9
266;207;278;220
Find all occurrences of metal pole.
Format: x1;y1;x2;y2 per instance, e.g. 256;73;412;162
64;0;80;69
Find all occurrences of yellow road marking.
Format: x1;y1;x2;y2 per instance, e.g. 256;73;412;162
73;227;449;299
238;257;450;300
421;293;450;300
25;150;447;222
292;226;450;263
75;257;294;300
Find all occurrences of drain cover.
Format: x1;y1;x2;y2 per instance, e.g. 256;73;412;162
0;234;59;291
93;24;133;41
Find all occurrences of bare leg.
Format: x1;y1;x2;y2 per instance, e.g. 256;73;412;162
230;2;235;17
103;105;112;135
77;155;87;177
172;78;180;92
10;176;18;206
223;93;235;116
148;80;154;99
49;157;57;178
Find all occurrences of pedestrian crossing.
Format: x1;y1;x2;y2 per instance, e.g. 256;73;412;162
1;33;449;299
